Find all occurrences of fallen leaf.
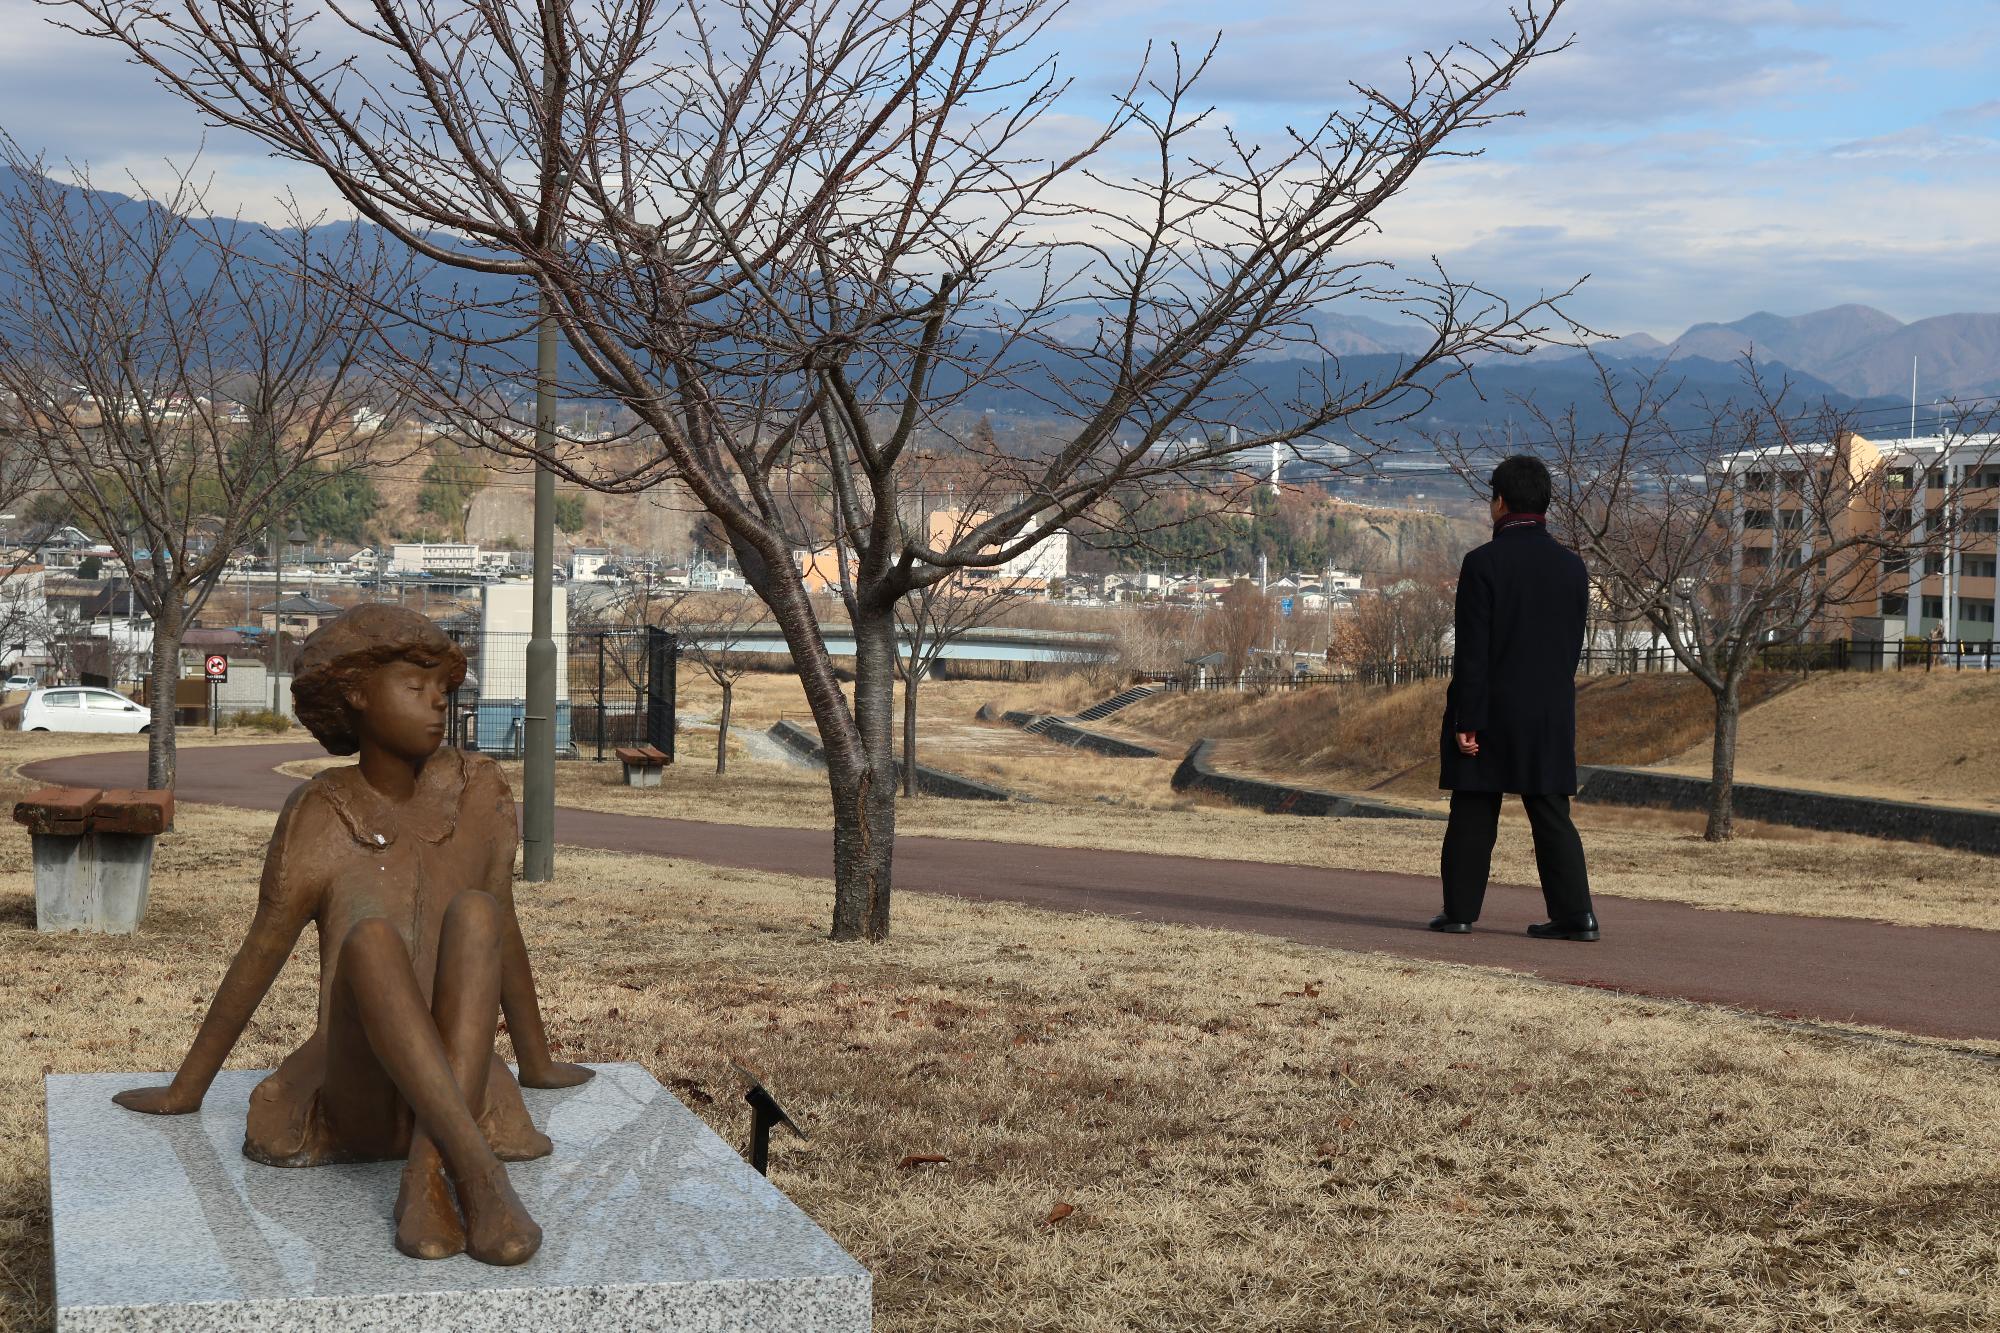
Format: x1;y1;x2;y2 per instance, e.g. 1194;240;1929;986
1336;1115;1358;1132
897;1154;950;1170
1457;1113;1475;1129
1510;1081;1532;1094
1045;1202;1075;1224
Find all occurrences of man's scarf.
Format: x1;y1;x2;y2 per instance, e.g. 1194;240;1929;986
1494;512;1547;535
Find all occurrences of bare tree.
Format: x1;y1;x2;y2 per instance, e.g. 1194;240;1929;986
657;590;764;774
0;434;49;674
892;541;1028;795
0;145;404;786
1459;355;1998;839
1203;579;1277;683
1332;563;1456;679
62;0;1579;935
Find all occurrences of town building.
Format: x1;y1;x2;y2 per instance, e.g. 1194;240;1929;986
569;547;611;582
388;542;481;575
1724;431;1999;644
259;593;345;637
923;509;1070;587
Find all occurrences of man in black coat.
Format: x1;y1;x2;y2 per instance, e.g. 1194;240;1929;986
1430;455;1599;941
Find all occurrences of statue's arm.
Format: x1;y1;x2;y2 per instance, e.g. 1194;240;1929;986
114;788;322;1115
480;762;592;1088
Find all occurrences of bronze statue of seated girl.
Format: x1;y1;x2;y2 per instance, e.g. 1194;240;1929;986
115;604;591;1265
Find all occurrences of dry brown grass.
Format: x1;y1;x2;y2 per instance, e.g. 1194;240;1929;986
11;697;1999;934
1657;671;2000;812
2;813;1997;1332
1115;673;1797;798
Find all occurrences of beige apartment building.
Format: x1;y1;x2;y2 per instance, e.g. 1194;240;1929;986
1726;431;1999;644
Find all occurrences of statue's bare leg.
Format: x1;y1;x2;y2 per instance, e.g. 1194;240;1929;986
393;892;508;1259
330;909;541;1266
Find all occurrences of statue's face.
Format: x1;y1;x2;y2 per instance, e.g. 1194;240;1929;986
349;657;452;761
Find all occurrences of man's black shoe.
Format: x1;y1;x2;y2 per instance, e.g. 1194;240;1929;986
1526;913;1599;942
1427;915;1472;934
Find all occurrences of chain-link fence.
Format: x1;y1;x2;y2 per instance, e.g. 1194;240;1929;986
443;625;678;760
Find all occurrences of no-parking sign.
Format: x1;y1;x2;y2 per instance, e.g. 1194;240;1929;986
204;654;229;682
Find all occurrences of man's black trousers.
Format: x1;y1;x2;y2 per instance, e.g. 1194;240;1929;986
1439;791;1593;925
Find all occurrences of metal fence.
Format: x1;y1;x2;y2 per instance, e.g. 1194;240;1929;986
443;625;678;760
1147;638;2000;693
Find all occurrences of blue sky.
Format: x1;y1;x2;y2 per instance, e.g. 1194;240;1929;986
1;0;1995;337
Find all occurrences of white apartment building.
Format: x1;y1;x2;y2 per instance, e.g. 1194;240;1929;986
1720;431;2000;643
389;542;481;575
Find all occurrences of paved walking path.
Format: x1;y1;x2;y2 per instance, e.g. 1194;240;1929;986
24;744;1999;1043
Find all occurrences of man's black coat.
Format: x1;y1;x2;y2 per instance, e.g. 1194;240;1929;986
1438;519;1589;795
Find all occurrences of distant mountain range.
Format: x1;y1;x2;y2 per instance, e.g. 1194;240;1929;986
1465;304;2000;405
3;167;1990;444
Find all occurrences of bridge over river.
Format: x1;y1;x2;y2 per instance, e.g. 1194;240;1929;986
682;623;1113;664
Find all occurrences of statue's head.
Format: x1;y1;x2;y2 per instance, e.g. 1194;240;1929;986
292;605;468;759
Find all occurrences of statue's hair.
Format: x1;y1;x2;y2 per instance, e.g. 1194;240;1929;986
291;606;467;756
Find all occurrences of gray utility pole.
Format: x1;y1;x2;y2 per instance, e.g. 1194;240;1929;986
270;525;282;712
522;195;561;884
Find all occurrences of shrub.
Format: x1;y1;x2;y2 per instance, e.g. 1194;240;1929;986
230;708;293;733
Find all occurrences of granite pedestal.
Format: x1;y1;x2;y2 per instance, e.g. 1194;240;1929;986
46;1064;870;1331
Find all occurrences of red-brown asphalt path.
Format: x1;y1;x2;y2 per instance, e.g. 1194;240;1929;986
23;743;2000;1042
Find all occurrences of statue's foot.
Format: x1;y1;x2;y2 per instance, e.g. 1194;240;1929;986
459;1163;542;1266
496;1127;554;1162
393;1158;466;1261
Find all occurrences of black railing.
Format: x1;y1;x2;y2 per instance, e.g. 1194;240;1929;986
1146;637;1999;692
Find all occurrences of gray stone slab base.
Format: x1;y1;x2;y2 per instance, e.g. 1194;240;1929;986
620;764;662;788
47;1064;871;1332
34;832;156;933
1171;740;1443;821
1577;764;2000;854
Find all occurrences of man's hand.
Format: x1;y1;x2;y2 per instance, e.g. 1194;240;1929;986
519;1061;595;1089
113;1084;203;1116
1455;731;1480;756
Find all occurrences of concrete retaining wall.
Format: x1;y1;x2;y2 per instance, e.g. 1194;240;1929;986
999;711;1159;758
1171;739;1443;821
767;720;1012;802
1577;765;2000;855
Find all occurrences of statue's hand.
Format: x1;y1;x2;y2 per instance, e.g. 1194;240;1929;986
519;1061;594;1089
113;1084;202;1115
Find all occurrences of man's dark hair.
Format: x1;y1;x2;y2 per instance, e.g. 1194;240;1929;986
1489;454;1552;515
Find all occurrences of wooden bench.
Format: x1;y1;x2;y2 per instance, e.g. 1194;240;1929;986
614;744;670;788
13;786;175;932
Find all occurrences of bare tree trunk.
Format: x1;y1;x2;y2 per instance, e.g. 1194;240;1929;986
901;664;919;799
715;679;731;777
1704;675;1741;842
831;606;899;942
146;602;182;791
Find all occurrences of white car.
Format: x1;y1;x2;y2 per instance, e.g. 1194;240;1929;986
19;687;152;734
3;674;37;693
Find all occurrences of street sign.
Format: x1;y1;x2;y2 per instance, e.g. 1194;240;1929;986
204;654;229;682
1280;597;1294;616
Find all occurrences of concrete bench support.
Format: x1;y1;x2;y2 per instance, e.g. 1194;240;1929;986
14;787;174;934
31;831;158;933
615;744;669;787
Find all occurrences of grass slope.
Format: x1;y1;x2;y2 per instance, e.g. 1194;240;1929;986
1657;671;2000;812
